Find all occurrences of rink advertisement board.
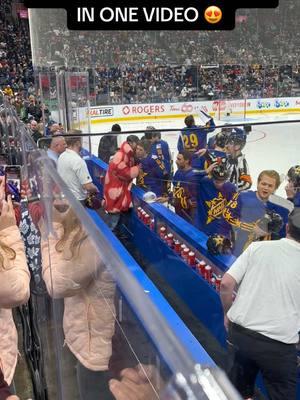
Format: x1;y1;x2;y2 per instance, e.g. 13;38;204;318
24;1;278;30
84;97;300;124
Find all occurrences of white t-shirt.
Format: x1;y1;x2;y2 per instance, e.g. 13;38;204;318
57;149;92;201
227;238;300;344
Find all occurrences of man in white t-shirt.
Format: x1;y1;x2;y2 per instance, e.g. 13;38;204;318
220;209;300;400
57;135;98;203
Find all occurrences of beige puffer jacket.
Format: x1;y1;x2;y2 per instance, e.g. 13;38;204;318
41;222;116;371
0;226;30;384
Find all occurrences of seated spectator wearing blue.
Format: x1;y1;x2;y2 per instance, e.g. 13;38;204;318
98;124;121;164
172;151;198;224
285;165;300;207
223;170;290;257
178;112;215;167
194;163;237;236
225;128;252;192
136;138;168;198
47;136;67;166
45;121;61;137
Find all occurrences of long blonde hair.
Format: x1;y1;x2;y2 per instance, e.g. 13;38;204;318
55;209;88;260
0;241;16;269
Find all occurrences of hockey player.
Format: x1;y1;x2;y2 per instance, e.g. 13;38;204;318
207;124;232;149
193;162;237;236
177;112;215;161
194;131;228;170
145;127;173;194
145;127;172;176
225;128;252;191
223;170;290;257
136;138;168;198
285;165;300;207
172;151;197;223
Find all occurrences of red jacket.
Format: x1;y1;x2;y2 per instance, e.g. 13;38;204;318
103;142;139;213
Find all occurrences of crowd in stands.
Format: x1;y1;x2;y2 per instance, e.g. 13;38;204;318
1;1;300;109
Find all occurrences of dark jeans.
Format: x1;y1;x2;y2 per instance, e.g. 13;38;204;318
76;362;114;400
106;210;132;240
227;323;297;400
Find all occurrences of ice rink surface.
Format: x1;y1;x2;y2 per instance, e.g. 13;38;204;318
88;112;300;198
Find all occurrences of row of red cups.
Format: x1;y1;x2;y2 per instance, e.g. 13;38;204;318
159;226;222;291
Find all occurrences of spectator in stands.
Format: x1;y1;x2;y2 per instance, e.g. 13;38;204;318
29;119;43;144
57;134;98;204
45;121;59;136
220;209;300;400
98;123;121;164
103;135;139;238
223;170;290;257
47;135;67;165
3;85;13;97
24;96;42;122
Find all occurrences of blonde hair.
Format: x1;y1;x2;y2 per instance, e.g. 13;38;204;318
258;170;281;189
55;209;88;260
0;241;16;269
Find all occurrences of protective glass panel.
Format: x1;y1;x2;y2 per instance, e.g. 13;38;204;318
16;126;242;400
25;5;300;400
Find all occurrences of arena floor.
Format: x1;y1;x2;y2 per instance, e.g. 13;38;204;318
88;113;300;198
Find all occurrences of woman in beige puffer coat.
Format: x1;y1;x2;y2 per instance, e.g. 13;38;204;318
41;207;116;400
0;196;30;387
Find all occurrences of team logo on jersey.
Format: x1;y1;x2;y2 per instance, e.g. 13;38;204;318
137;170;148;187
174;184;188;209
205;192;227;224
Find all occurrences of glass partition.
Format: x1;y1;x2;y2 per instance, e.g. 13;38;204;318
25;5;300;399
17;128;242;400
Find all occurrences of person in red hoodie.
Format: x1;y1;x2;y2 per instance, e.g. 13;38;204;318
103;135;139;238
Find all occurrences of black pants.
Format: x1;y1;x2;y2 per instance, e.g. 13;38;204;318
76;362;114;400
227;323;297;400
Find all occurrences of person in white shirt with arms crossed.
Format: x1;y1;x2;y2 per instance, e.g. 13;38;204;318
220;209;300;400
57;133;98;204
